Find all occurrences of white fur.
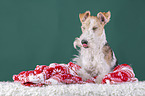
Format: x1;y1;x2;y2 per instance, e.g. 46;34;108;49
73;18;117;83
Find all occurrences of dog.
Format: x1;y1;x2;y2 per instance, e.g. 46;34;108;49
73;11;117;83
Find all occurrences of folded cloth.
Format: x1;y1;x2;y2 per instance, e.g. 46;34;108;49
13;62;85;86
101;64;138;84
13;63;138;87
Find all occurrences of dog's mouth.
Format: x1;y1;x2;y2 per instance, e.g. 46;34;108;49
81;40;89;48
82;44;89;48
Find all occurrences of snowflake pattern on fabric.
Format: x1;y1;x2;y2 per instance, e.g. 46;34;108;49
13;62;138;87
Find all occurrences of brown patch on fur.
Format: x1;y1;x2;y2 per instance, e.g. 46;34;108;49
102;43;113;66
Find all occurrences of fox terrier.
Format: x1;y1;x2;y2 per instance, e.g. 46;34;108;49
73;11;117;83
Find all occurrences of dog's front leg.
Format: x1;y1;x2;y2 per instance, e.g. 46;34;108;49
95;74;106;84
95;68;110;84
76;68;92;81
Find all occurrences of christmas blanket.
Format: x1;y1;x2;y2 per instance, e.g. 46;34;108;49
13;62;138;87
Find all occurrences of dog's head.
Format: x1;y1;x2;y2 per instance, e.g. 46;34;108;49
74;11;111;49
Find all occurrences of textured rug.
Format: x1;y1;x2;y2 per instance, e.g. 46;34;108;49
0;81;145;96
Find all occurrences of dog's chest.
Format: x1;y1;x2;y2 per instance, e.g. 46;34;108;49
80;48;104;74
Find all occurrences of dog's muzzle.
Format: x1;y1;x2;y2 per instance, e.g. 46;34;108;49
81;40;89;48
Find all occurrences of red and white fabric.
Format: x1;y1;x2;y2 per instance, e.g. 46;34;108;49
13;63;138;87
13;62;84;86
101;64;138;84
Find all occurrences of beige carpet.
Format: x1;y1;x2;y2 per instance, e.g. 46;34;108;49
0;81;145;96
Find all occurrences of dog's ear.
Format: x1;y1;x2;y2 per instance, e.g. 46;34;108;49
79;11;90;23
97;11;111;25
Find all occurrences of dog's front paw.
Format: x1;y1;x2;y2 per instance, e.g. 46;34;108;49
76;69;92;81
95;75;104;84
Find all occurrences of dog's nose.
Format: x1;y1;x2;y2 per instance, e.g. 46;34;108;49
81;40;88;44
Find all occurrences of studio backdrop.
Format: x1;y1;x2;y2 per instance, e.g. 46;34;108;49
0;0;145;81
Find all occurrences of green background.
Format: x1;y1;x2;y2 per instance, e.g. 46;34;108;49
0;0;145;81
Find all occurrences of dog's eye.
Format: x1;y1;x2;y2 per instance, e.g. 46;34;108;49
92;26;98;31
